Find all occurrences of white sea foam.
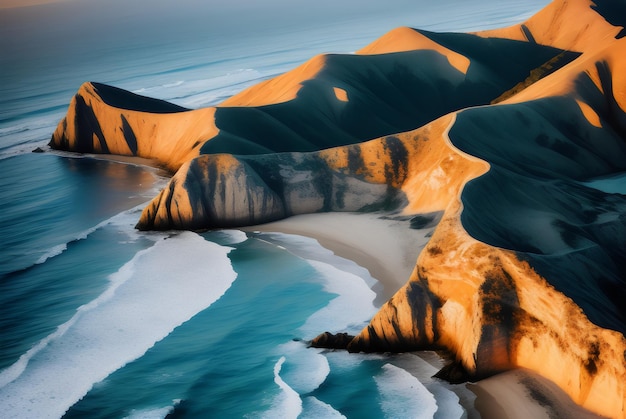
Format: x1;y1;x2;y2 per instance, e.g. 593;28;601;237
275;341;330;395
391;353;466;419
0;113;64;159
123;399;181;419
250;233;380;335
374;363;438;419
34;243;67;265
213;229;249;245
301;397;346;419
261;356;303;419
251;232;378;288
131;68;266;108
0;139;51;160
260;232;381;418
300;259;378;338
0;231;237;419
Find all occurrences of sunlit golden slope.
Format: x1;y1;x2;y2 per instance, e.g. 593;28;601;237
51;0;626;416
50;82;216;172
475;0;623;51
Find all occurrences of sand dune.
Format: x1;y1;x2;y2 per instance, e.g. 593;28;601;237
50;82;216;172
475;0;624;51
50;0;626;417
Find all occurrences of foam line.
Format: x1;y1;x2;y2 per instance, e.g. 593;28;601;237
276;341;330;394
34;243;67;265
214;229;249;245
252;232;378;287
123;399;181;419
300;259;378;338
27;203;153;271
390;353;466;419
374;363;438;419
0;231;237;419
262;356;303;419
301;396;346;418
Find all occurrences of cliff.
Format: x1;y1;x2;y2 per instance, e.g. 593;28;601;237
50;0;626;417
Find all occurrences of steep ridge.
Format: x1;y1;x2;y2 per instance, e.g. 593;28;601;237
201;36;578;157
50;0;626;417
475;0;624;50
50;82;217;172
51;31;577;170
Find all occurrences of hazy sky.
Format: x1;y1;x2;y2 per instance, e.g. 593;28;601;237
0;0;426;63
1;0;549;98
0;0;68;8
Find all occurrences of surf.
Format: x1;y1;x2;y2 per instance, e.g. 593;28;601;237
0;232;237;419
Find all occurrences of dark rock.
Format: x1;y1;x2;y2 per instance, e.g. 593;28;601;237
310;332;355;350
32;147;45;153
433;360;474;384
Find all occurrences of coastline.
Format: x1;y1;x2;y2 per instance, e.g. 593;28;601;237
40;145;606;418
245;211;606;419
40;151;606;417
243;211;433;302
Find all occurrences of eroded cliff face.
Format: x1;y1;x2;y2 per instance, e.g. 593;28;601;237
50;0;626;417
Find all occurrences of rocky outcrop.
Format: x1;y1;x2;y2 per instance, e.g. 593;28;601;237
51;0;626;417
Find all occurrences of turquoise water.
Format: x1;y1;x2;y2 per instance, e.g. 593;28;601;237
0;1;549;417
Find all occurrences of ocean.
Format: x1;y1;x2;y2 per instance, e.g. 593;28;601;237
0;1;548;417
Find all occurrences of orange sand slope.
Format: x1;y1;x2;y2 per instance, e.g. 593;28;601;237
50;0;626;417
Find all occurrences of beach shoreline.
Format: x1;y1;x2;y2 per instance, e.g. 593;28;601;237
42;144;605;417
245;211;606;419
243;211;433;302
43;150;606;418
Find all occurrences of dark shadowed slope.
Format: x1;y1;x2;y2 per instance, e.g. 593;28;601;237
452;96;626;334
203;36;577;155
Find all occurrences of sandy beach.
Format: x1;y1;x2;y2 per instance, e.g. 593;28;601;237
246;211;607;419
244;211;433;301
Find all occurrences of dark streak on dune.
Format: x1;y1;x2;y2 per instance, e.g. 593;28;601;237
475;266;520;376
120;115;138;155
520;24;536;43
591;61;626;139
74;94;108;153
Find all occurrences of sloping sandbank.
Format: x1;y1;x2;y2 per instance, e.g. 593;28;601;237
244;211;605;418
471;369;605;419
243;212;435;301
